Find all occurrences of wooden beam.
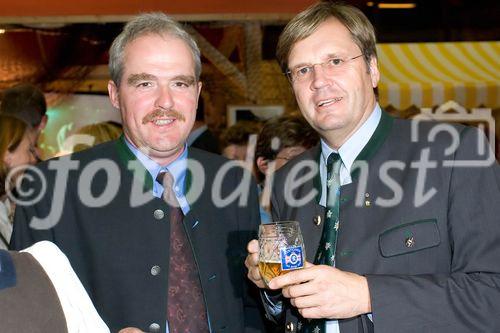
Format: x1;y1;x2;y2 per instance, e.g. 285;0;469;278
0;13;297;24
244;22;263;104
218;26;242;58
0;0;318;18
185;26;248;94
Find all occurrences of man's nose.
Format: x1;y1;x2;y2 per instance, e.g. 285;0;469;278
156;85;174;110
310;64;332;90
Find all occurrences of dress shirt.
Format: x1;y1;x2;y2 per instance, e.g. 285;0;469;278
124;139;191;215
257;184;272;224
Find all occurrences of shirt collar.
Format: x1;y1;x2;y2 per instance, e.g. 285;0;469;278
321;103;382;172
124;138;188;193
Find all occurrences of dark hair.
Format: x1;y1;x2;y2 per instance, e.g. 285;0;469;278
220;121;263;148
0;115;28;197
256;114;318;161
0;83;47;127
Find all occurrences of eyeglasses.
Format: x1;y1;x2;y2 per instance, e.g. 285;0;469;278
285;54;365;83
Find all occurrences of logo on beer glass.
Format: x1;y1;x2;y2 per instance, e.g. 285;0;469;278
280;245;304;271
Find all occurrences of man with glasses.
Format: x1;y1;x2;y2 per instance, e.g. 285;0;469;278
246;2;500;332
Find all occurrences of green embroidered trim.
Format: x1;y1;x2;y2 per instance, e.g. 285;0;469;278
313;146;322;204
313;110;395;203
115;136;154;192
351;111;394;181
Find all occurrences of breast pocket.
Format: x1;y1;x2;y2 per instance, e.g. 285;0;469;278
379;219;441;257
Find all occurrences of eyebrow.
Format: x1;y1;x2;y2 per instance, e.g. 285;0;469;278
171;75;196;86
289;53;342;70
126;73;196;86
127;73;157;85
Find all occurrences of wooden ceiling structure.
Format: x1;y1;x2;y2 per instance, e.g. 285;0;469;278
0;0;318;23
0;0;497;110
0;0;320;100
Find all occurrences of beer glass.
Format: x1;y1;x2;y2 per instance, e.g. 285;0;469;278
258;221;305;286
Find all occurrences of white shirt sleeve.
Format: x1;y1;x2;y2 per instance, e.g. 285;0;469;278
21;241;110;333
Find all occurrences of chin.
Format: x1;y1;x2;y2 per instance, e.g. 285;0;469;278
317;120;346;132
152;141;181;152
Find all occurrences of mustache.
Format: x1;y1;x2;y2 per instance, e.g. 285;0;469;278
142;109;186;124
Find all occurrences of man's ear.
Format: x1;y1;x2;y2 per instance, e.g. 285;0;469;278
256;156;269;176
3;151;12;168
108;80;120;109
197;80;202;98
38;115;48;131
368;56;380;88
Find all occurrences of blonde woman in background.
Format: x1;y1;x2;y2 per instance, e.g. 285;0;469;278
0;115;37;249
72;121;123;153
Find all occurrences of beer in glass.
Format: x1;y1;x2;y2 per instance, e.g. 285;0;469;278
258;221;305;286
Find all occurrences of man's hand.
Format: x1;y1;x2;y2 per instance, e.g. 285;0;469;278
118;328;145;333
268;263;371;319
245;239;267;289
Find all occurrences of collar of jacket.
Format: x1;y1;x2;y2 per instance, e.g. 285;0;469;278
115;135;193;196
312;110;394;204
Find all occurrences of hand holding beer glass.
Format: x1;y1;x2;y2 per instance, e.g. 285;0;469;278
258;221;305;287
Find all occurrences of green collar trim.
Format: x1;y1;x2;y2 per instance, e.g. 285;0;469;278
116;135;193;196
313;110;394;203
313;146;323;204
350;110;394;181
116;136;154;193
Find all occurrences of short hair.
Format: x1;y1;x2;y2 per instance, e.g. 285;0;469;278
256;114;319;161
220;121;263;148
0;83;46;127
0;115;29;197
73;122;123;153
276;1;377;74
109;12;201;86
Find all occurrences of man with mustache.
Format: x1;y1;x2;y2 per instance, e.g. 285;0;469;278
11;13;265;333
245;2;500;333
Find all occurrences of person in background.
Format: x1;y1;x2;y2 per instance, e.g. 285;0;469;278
0;241;109;333
11;12;266;333
220;120;262;161
245;2;500;332
254;114;319;223
187;95;221;154
0;83;48;161
0;115;37;249
72;121;123;153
